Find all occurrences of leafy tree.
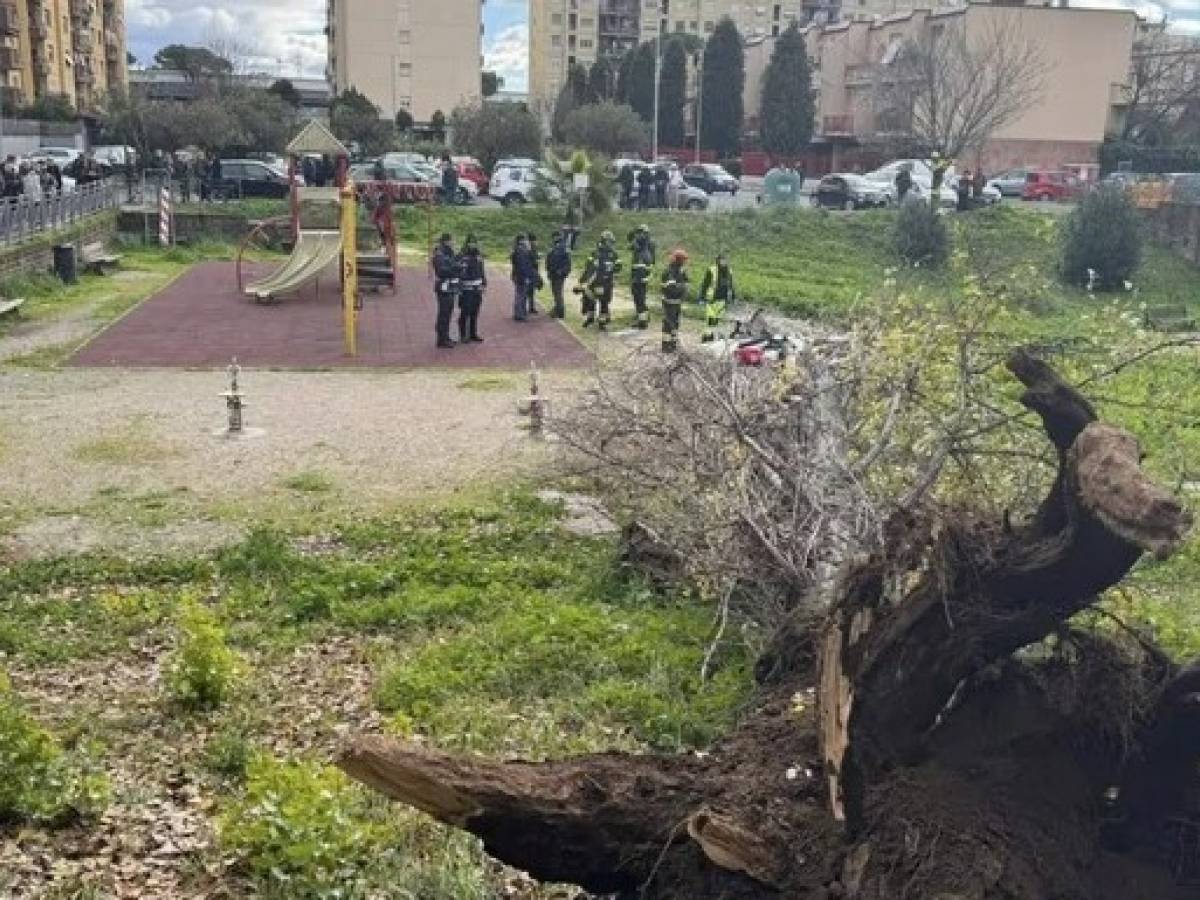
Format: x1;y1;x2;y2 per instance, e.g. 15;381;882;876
126;51;137;66
658;39;687;147
562;102;649;158
395;109;414;131
759;22;814;158
700;18;745;157
19;93;76;122
1060;184;1143;290
552;81;579;143
449;101;542;172
331;88;392;156
227;88;299;153
616;48;637;104
588;57;615;103
430;109;447;142
267;79;302;108
482;71;504;98
627;42;657;123
567;63;590;105
152;44;232;82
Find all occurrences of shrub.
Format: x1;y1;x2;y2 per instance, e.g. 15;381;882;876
0;673;109;824
1060;184;1143;290
165;601;240;711
894;200;949;268
719;158;744;179
560;102;649;158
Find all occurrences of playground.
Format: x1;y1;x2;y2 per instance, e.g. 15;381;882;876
70;260;592;369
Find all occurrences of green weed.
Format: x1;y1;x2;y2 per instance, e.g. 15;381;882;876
281;471;336;494
165;600;241;711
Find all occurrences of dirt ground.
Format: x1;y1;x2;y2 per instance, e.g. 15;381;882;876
0;366;582;558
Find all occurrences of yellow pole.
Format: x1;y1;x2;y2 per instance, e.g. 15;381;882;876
340;179;358;357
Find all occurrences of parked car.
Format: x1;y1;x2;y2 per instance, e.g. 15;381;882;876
682;163;740;194
491;162;558;206
1021;170;1079;202
350;161;427;184
988;168;1033;197
91;145;136;168
811;174;889;210
214;159;292;199
453;157;489;194
382;151;429;167
674;182;710;211
28;146;81;167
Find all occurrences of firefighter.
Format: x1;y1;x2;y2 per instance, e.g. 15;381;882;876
698;253;735;343
660;248;690;352
457;234;486;343
431;232;461;348
628;224;655;329
577;231;621;330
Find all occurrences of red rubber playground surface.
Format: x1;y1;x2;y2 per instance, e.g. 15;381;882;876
70;261;594;370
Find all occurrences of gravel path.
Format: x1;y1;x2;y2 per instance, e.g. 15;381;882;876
0;367;580;558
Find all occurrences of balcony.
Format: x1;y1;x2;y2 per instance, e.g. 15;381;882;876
105;31;120;58
31;14;48;37
70;0;93;20
75;61;96;84
0;47;18;71
0;4;18;35
33;55;51;75
74;30;93;52
822;113;855;136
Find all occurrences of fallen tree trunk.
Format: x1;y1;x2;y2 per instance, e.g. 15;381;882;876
338;350;1193;899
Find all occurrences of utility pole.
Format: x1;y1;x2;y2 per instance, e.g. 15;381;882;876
694;51;703;163
652;5;662;161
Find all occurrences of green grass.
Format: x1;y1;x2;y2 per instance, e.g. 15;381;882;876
280;470;336;494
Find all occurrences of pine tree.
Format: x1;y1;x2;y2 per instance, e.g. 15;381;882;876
658;39;687;148
700;18;745;158
589;57;615;103
626;43;657;123
567;63;590;106
616;48;636;104
759;22;814;158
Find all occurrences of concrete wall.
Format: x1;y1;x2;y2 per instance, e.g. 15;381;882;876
0;211;117;281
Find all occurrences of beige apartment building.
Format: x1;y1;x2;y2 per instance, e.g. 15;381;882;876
327;0;482;123
743;4;1137;171
530;0;820;110
2;0;126;113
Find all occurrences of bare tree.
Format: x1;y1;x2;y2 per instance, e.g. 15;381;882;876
1118;25;1200;143
872;13;1046;158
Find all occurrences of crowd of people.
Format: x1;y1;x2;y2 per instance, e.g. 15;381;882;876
428;223;735;353
616;163;678;210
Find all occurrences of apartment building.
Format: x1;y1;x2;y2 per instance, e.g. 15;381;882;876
327;0;482;123
530;0;817;109
1;0;126;113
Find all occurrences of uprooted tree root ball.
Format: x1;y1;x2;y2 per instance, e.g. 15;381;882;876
337;348;1195;899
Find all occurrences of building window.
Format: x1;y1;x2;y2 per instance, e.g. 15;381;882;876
771;23;779;35
580;17;593;27
397;30;410;43
551;13;562;24
774;4;781;18
675;21;685;31
551;34;562;47
580;38;593;48
704;20;714;31
690;19;698;29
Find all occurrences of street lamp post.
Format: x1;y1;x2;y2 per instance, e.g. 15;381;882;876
652;9;662;161
694;52;703;163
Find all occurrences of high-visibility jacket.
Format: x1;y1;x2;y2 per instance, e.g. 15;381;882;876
700;264;734;303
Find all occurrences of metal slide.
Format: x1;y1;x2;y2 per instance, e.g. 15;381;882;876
243;230;344;302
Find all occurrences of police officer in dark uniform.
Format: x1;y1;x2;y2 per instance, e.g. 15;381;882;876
628;224;655;329
457;234;486;343
660;249;690;352
545;232;572;319
431;233;461;348
577;230;621;330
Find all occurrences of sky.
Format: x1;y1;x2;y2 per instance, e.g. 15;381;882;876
125;0;1200;89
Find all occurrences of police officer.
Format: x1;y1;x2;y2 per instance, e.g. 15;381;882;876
457;234;486;343
545;232;572;319
431;233;461;348
698;253;735;343
628;224;656;329
577;231;621;330
660;249;690;352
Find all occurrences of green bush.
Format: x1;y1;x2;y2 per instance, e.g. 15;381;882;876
165;601;240;710
894;199;949;268
1060;184;1143;290
719;158;744;179
0;673;109;825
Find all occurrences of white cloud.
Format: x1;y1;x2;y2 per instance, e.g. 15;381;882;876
485;23;529;93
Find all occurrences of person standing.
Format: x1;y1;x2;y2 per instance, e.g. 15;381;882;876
894;164;913;203
440;153;459;205
510;234;538;322
698;253;735;343
578;230;621;330
457;234;486;343
930;151;951;200
660;249;690;352
956;169;972;212
546;232;572;319
654;165;670;209
209;155;223;199
431;233;461;348
637;165;653;210
20;163;42;202
628;224;655;329
618;164;635;210
526;232;543;315
972;168;986;202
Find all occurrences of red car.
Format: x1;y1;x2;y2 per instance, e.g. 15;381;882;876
454;158;489;195
1021;170;1079;202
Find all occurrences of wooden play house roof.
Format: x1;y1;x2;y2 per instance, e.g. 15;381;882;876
286;120;349;157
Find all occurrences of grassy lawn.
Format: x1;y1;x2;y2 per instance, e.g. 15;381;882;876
0;198;1196;897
